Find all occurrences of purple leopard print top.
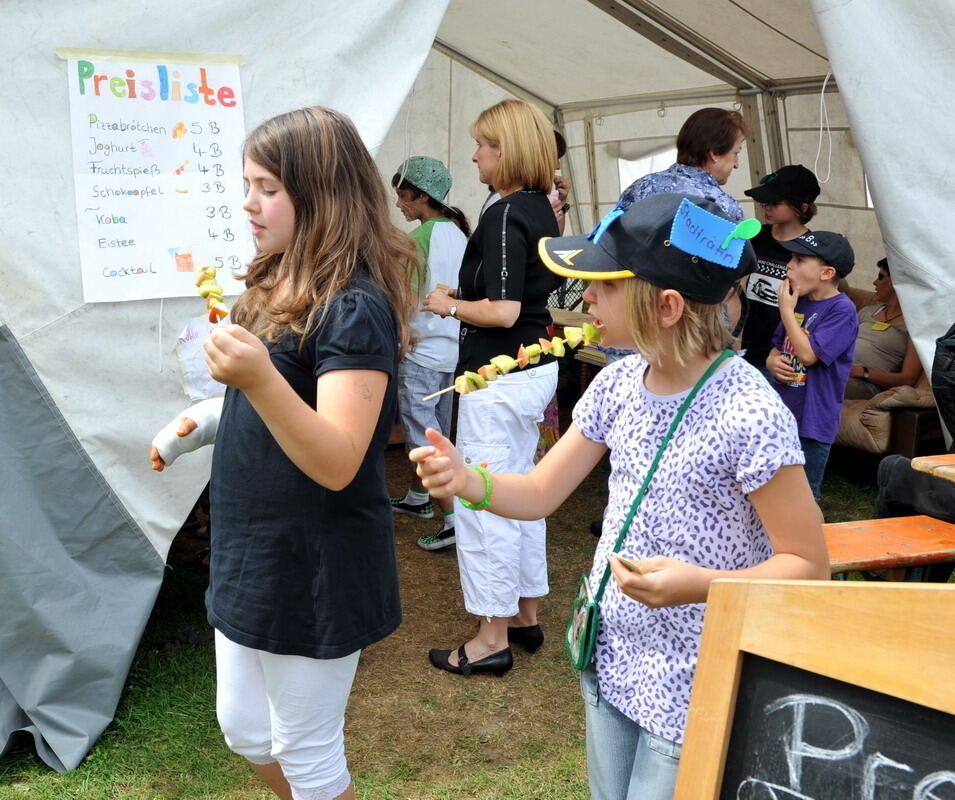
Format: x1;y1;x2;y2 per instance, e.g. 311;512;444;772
573;353;803;743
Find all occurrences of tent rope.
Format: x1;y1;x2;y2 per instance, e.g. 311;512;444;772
814;70;833;184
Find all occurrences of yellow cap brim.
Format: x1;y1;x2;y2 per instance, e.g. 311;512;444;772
538;237;635;280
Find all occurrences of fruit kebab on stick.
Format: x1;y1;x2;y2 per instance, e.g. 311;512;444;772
421;322;601;401
195;266;230;323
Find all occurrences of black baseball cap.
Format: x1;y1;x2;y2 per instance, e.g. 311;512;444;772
778;231;855;277
538;193;757;304
744;165;820;205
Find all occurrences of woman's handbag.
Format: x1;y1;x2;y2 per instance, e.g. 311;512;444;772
565;350;733;670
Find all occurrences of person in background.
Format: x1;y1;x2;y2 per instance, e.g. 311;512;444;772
482;130;572;233
412;192;828;800
389;157;469;549
845;257;922;399
420;98;561;676
740;165;821;378
767;232;859;501
615;107;747;222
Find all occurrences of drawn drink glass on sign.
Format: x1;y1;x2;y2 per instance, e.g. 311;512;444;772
61;49;253;304
170;248;195;272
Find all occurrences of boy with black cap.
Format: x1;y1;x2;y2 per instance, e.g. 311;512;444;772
409;193;828;800
741;165;821;376
768;230;859;500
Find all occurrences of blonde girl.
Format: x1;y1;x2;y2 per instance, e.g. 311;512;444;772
412;193;828;799
150;106;416;800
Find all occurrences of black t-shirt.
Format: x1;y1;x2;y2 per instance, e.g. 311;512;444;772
741;224;803;368
207;277;401;659
457;190;559;372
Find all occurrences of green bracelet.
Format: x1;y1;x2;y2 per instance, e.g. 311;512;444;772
459;464;493;511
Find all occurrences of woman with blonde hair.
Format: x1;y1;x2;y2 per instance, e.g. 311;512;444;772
150;106;416;800
421;98;562;675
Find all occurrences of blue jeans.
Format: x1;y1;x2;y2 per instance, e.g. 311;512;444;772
581;667;682;800
799;437;832;500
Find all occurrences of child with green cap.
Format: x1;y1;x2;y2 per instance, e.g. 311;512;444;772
389;156;469;548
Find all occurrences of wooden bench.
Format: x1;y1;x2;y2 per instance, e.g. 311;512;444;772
824;515;955;580
911;453;955;484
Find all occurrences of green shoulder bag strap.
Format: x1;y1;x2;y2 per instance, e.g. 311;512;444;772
591;349;734;606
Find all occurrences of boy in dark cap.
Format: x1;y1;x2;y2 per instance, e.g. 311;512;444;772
767;231;859;500
741;165;821;377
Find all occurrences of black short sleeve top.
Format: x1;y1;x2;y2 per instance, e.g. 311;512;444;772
207;277;401;659
456;190;560;372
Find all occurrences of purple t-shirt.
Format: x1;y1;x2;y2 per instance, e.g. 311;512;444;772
573;354;804;743
771;292;858;443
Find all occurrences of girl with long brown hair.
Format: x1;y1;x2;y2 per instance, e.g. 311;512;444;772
150;106;416;800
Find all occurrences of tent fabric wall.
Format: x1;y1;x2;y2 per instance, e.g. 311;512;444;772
0;326;164;771
811;0;955;383
1;0;447;771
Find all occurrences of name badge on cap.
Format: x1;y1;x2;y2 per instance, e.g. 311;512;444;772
668;199;759;269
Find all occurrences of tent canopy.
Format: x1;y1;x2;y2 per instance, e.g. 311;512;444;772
436;0;830;109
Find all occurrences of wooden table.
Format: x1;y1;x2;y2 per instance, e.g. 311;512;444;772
825;515;955;580
911;453;955;484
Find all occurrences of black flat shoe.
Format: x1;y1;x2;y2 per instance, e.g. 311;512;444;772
428;644;513;677
507;624;544;654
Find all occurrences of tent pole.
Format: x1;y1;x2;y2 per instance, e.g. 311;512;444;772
586;0;760;90
739;94;769;205
760;92;786;170
432;39;557;112
558;79;838;122
583;117;600;228
553;108;585;237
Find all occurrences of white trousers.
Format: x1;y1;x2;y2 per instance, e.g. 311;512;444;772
215;631;360;800
454;361;558;618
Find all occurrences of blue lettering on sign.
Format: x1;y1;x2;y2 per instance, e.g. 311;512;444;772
669;198;745;269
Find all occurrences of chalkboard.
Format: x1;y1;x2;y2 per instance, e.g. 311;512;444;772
721;655;955;799
673;580;955;799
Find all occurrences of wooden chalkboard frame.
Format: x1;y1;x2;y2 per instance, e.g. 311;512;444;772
674;579;955;798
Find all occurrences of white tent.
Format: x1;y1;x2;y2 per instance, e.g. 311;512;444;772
379;0;954;374
3;0;952;772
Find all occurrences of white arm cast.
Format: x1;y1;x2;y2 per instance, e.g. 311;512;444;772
151;396;224;467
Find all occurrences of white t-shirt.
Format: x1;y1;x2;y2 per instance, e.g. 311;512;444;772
408;219;466;372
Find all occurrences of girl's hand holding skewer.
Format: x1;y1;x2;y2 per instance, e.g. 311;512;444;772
204;324;275;392
409;428;482;502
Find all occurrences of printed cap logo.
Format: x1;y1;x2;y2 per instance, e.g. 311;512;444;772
554;248;584;266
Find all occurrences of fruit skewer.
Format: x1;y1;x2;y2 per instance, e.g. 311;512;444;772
195;266;230;323
421;323;601;401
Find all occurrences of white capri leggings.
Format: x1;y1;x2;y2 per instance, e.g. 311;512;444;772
454;361;558;618
215;630;361;800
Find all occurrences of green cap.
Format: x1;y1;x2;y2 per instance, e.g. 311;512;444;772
395;156;452;202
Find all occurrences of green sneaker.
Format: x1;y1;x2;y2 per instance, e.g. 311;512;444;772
390;496;434;519
417;526;456;551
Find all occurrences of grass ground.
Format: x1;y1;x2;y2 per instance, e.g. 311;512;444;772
0;443;881;800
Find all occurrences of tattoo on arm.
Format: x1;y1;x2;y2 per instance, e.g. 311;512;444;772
354;381;372;402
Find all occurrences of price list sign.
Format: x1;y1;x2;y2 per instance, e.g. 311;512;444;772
63;50;253;303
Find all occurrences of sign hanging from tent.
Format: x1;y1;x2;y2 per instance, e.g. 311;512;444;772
60;48;252;303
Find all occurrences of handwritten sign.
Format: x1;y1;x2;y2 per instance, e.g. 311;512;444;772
674;580;955;799
723;656;955;798
65;52;252;303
